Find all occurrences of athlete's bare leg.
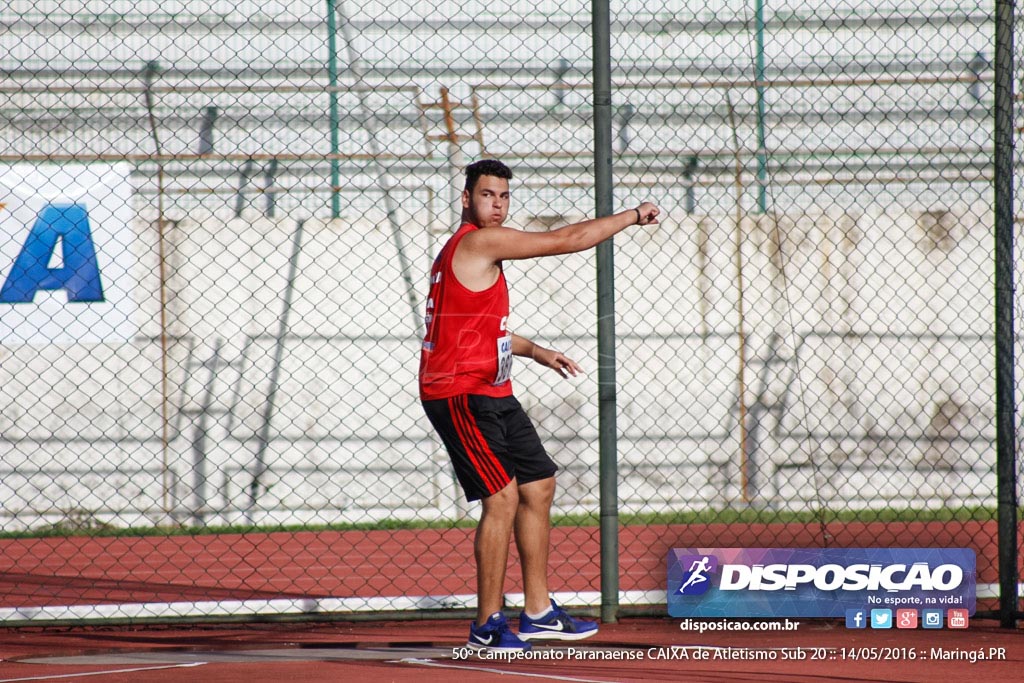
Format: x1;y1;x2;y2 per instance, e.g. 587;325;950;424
475;478;519;625
514;476;556;616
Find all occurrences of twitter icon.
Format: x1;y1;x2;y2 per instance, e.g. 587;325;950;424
870;609;893;629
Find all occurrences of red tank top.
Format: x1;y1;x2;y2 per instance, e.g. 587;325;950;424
419;223;514;400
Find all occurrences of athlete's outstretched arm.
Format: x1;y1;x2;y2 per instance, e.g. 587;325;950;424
463;202;660;263
512;333;581;379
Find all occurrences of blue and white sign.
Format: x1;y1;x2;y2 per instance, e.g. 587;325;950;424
0;164;138;343
668;547;976;618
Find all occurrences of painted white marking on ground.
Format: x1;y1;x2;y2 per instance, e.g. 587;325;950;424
0;589;653;623
19;647;453;666
0;661;206;682
395;658;622;682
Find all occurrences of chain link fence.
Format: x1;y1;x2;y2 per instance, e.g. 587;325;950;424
0;1;1020;624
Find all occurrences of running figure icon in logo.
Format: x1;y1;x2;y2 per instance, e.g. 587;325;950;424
677;555;718;596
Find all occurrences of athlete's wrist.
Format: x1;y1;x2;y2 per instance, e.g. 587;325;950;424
633;207;641;225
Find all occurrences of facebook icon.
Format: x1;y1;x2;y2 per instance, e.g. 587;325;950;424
845;609;866;629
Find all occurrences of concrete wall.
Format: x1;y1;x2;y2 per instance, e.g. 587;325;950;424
0;197;1016;531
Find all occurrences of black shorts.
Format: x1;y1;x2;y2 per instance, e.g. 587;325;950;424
422;394;557;502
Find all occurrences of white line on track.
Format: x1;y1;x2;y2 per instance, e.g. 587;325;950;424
0;661;207;682
393;658;621;682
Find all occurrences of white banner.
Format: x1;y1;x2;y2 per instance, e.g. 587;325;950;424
0;163;139;344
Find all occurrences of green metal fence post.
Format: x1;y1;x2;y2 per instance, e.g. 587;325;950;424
993;0;1020;629
755;0;768;213
326;0;341;219
592;0;618;625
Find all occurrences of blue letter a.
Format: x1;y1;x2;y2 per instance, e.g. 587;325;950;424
0;203;105;303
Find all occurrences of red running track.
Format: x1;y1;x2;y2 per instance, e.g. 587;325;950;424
0;521;1013;611
1;616;1022;683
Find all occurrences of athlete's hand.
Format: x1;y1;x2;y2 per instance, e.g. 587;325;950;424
533;347;582;379
635;202;660;226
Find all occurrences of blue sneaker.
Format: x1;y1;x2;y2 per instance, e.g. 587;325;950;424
467;612;532;651
518;599;599;641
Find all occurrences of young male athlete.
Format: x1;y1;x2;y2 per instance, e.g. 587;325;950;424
419;159;659;651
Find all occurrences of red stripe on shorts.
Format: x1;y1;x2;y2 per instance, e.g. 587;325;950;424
449;395;508;495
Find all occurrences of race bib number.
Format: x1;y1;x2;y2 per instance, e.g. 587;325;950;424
494;334;513;385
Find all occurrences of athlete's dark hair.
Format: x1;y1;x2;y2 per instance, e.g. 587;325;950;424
464;159;513;193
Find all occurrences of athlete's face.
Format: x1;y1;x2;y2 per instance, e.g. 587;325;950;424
463;175;510;228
